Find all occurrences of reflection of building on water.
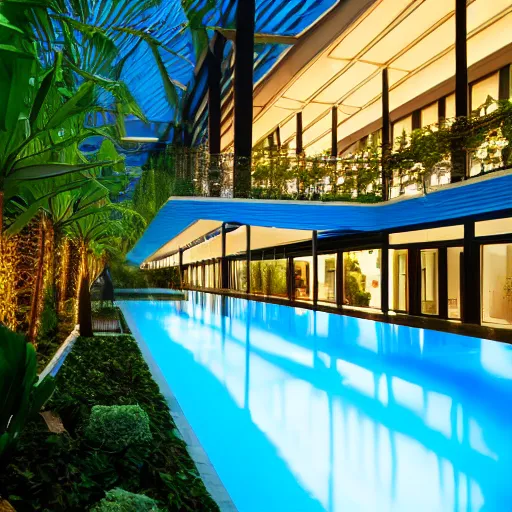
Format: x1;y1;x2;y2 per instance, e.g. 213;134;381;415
138;292;512;511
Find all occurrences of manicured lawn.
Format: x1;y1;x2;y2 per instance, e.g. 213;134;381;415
0;335;219;512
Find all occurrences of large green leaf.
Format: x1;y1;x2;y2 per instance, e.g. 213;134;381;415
9;161;111;180
29;53;62;129
44;81;95;130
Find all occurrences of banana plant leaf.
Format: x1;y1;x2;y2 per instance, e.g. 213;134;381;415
9;160;111;180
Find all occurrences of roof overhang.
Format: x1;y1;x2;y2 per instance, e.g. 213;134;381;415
220;0;512;153
128;171;512;266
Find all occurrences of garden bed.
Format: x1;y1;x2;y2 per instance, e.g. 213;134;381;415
0;334;219;512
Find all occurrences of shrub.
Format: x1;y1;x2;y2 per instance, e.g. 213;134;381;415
90;488;160;511
0;325;55;462
85;405;152;451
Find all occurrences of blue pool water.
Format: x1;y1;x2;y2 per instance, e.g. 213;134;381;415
119;292;512;512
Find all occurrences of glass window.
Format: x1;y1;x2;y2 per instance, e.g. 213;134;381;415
318;254;337;304
421;102;438;128
445;94;456;120
393;116;412;145
343;250;381;309
476;217;512;238
421;249;439;315
251;259;288;298
482;244;512;327
294;256;313;300
231;260;247;292
448;247;463;319
390;249;408;312
390;225;464;245
471;73;499;115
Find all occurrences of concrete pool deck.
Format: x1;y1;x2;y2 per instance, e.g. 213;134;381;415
119;303;237;512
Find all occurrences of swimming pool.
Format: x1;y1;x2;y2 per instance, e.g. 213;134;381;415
119;292;512;512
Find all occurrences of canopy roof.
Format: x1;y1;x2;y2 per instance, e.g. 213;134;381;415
127;171;512;265
216;0;512;153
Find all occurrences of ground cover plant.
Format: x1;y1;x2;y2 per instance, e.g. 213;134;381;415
0;335;218;512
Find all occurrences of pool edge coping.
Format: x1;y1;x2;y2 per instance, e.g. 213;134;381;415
118;303;238;512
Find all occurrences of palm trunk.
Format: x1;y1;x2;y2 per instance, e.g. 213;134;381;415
78;245;93;337
57;236;69;313
28;217;46;343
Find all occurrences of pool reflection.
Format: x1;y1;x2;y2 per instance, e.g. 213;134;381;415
120;292;512;512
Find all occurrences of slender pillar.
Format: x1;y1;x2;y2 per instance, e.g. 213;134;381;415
287;256;294;301
462;220;480;324
275;126;281;148
246;225;251;294
221;223;229;289
452;0;469;182
178;248;184;288
408;247;420;316
296;112;303;155
336;251;344;308
233;0;255;198
381;68;391;201
331;106;338;158
438;247;448;319
312;231;318;305
207;33;226;197
381;235;389;314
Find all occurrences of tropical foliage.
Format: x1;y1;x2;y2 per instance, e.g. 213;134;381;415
0;334;219;511
0;325;55;462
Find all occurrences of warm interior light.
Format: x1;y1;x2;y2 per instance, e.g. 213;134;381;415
120;136;159;142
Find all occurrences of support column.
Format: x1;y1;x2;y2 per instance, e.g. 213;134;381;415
381;235;389;314
233;0;255;198
331;106;338;158
207;33;226;197
336;251;344;308
312;231;318;305
287;256;294;301
408;247;420;316
296;112;303;155
452;0;468;182
221;223;229;289
462;220;480;324
178;248;184;288
438;247;448;319
246;225;251;294
381;68;391;201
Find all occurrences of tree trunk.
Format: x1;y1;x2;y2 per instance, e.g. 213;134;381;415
78;246;93;337
28;217;46;343
78;272;93;337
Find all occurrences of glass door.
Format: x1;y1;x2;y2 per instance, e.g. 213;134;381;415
420;249;439;315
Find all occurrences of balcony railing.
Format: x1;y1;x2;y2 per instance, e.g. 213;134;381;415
146;99;512;203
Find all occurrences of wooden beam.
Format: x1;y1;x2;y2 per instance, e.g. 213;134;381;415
216;28;298;46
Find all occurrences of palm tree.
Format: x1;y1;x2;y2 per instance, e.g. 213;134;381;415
64;204;145;336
